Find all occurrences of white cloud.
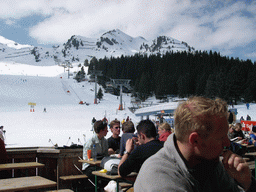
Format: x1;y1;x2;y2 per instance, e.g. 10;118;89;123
0;0;255;58
0;0;51;19
245;52;256;60
165;1;256;52
5;19;16;25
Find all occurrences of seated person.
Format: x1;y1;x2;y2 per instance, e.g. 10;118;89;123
0;136;11;179
227;124;235;140
0;126;5;143
107;120;121;155
119;121;137;157
118;119;163;177
228;123;246;155
158;122;172;142
82;120;109;179
249;126;256;145
232;123;245;141
134;96;256;192
0;138;7;164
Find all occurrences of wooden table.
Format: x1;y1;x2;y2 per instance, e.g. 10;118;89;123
244;151;256;178
78;159;101;166
0;176;57;192
78;159;102;192
0;162;45;171
92;171;137;192
241;144;255;153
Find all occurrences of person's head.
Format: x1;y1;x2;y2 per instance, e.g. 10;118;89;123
94;120;108;138
136;120;157;144
109;120;121;136
174;96;230;161
229;124;234;133
252;126;256;133
122;121;135;133
234;123;242;132
158;122;172;136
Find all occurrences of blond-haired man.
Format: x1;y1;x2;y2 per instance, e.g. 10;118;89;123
135;96;256;192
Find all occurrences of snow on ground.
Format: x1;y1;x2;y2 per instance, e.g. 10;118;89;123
0;62;141;148
0;61;256;148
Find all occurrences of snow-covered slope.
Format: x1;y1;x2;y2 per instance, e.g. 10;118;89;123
0;62;256;148
0;62;141;147
0;35;32;49
0;29;194;66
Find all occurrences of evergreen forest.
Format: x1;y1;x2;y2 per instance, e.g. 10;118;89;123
85;51;256;104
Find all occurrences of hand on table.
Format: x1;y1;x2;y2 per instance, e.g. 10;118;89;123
222;150;252;191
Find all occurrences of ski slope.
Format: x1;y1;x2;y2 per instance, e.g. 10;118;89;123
0;62;140;147
0;61;256;148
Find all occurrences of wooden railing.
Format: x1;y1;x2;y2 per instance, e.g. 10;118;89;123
6;146;83;189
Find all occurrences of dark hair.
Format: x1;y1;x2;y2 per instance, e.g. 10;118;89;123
136;120;156;139
252;126;256;133
109;120;120;128
94;120;107;133
122;121;135;133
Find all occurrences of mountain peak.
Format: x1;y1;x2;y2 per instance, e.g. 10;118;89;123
0;29;194;66
0;35;32;49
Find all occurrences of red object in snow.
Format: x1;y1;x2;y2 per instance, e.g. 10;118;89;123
241;120;256;131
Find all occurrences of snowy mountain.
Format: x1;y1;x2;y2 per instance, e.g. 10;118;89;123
0;29;194;66
0;35;32;50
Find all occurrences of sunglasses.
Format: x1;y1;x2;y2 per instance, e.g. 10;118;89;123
113;127;121;129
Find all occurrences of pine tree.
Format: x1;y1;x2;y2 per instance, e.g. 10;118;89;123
74;66;85;82
97;88;104;100
84;59;89;66
177;74;189;98
137;72;151;101
205;73;217;98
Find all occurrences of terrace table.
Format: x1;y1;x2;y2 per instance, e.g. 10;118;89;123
92;171;137;192
0;162;44;171
244;151;256;178
241;144;256;153
0;176;57;192
78;159;102;192
78;159;101;166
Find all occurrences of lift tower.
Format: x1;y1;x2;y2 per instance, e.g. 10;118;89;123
111;79;131;110
90;65;102;104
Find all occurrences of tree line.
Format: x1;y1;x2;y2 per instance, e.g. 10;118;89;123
83;50;256;103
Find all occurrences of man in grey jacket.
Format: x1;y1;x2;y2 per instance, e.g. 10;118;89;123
135;96;256;192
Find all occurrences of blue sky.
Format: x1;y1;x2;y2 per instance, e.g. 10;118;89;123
0;0;255;62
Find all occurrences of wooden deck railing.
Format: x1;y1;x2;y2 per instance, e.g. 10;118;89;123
6;146;83;189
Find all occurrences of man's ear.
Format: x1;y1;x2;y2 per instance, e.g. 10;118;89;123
188;132;199;145
140;133;146;140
